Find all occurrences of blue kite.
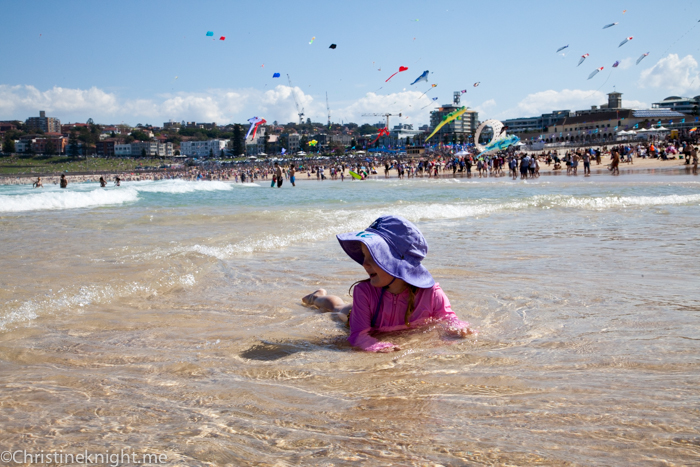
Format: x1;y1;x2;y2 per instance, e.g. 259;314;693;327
410;70;429;85
272;73;281;78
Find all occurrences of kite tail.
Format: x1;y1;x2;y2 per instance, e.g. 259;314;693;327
385;72;399;82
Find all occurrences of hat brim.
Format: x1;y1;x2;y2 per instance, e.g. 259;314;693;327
336;232;435;289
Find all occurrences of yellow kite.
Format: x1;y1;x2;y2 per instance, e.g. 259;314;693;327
425;107;467;141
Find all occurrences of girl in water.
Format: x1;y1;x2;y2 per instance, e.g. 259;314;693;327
302;215;475;352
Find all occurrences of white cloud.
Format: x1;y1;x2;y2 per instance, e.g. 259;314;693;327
617;57;634;70
0;84;319;125
472;99;496;116
638;54;700;93
0;85;119;117
514;89;606;117
338;91;436;124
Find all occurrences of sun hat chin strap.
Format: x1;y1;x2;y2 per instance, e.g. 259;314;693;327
371;277;395;328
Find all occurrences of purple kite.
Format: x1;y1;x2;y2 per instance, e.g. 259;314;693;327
612;60;620;68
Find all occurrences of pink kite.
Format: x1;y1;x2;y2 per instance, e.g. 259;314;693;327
385;66;408;82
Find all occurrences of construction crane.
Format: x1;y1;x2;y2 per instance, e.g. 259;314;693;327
287;74;305;126
361;113;402;130
326;92;331;128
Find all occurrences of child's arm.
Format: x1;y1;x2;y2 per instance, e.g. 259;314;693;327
431;285;476;337
348;284;400;352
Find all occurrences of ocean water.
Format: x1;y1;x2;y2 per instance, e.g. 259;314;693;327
1;174;699;466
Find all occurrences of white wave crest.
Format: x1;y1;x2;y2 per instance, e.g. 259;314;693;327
182;192;700;259
0;180;237;212
0;188;139;212
130;179;234;194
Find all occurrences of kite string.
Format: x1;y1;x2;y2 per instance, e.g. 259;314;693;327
582;69;613;101
659;22;698;58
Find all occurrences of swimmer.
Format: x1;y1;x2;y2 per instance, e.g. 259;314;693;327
59;174;68;188
114;176;121;186
33;177;43;188
302;215;475;352
99;176;106;187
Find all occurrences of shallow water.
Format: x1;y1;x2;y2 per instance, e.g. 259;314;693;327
1;174;699;466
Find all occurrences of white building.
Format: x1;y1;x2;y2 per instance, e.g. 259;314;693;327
115;144;132;156
115;142;173;157
15;140;34;153
180;139;228;158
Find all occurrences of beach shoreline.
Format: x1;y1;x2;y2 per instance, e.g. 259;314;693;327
0;156;694;186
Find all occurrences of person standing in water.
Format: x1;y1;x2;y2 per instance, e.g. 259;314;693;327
289;164;296;187
33;177;43;188
59;174;68;188
274;162;284;188
302;215;475;352
99;176;106;187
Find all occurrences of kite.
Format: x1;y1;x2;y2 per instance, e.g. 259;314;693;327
385;66;408;82
206;31;213;36
556;45;569;53
431;97;438;100
473;82;480;87
245;117;266;140
272;73;280;78
369;128;390;146
410;70;429;85
623;10;627;13
636;52;649;65
220;36;225;41
588;67;604;79
612;60;620;68
425;107;467;141
281;148;287;155
578;53;589;66
460;89;467;93
690;127;697;133
413;19;419;22
309;140;318;146
329;44;337;49
309;36;315;44
619;36;633;47
477;135;520;157
603;22;618;29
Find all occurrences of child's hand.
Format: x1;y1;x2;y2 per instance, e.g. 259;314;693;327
378;345;401;353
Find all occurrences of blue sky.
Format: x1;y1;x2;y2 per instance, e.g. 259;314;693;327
1;0;699;127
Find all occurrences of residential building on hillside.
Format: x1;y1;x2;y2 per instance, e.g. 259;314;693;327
96;140;116;157
31;134;67;154
26;111;61;133
115;144;132;156
180;139;228;157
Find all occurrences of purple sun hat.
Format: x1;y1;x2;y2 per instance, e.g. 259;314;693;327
336;215;435;289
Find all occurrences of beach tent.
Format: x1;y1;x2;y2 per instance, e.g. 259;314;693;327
297;151;307;156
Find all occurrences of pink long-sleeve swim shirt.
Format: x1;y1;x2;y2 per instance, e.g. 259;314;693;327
348;281;470;352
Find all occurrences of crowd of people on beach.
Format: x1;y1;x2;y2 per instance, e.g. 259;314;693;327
3;137;698;188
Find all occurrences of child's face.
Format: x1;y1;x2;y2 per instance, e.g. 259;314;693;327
360;243;394;288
